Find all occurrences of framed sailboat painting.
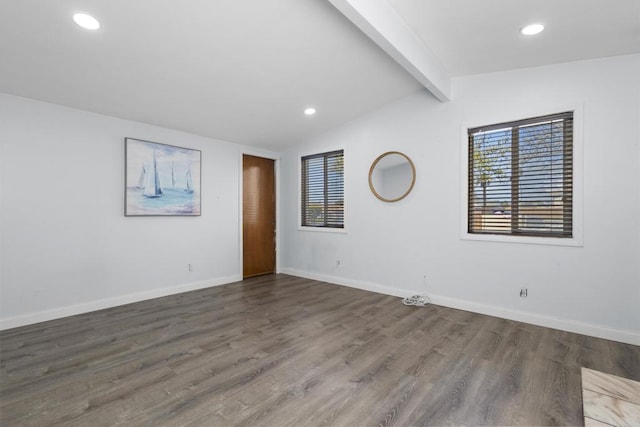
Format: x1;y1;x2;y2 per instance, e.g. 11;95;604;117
125;138;201;216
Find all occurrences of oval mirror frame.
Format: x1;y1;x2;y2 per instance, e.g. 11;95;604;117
368;151;416;202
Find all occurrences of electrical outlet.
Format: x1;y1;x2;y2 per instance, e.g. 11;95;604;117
520;288;528;298
335;260;341;267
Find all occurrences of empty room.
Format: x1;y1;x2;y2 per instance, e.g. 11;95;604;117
1;0;639;426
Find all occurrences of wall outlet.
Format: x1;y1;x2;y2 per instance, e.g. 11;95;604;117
188;263;193;272
520;288;528;298
335;260;341;267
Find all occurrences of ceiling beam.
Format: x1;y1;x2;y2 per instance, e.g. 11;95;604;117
328;0;451;102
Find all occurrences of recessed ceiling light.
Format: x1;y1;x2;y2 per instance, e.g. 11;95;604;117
304;108;316;116
73;13;100;30
521;23;544;36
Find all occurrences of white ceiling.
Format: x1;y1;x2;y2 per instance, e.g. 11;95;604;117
388;0;640;76
1;1;638;150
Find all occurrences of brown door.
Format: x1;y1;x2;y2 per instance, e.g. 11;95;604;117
243;155;276;278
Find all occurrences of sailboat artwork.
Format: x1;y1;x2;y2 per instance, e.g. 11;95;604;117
143;150;163;198
135;164;146;189
125;137;201;216
184;163;194;193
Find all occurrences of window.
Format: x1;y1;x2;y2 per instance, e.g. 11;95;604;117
468;112;573;238
301;150;344;228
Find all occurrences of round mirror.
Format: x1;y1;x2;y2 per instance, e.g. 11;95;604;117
368;151;416;202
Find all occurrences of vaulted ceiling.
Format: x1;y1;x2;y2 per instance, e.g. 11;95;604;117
1;0;638;149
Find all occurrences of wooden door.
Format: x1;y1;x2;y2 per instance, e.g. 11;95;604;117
243;155;275;278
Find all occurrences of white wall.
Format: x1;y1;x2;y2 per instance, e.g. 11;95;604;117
0;94;246;328
281;54;640;345
2;55;638;344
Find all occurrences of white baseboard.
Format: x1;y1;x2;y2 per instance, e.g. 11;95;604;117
428;294;640;346
281;269;640;346
282;268;408;298
0;274;242;331
5;270;638;346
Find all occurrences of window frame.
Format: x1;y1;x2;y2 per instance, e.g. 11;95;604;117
461;106;583;247
298;148;346;233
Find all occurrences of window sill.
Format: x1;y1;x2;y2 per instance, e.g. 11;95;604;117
461;232;583;247
298;226;347;234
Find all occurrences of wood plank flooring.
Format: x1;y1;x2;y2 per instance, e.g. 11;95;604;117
581;367;640;426
1;274;639;426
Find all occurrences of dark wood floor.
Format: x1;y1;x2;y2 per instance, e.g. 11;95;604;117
1;275;638;426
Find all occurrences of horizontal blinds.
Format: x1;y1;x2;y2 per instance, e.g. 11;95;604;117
301;150;344;228
468;112;573;237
